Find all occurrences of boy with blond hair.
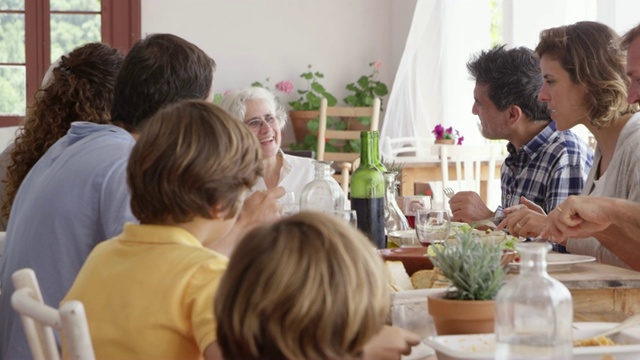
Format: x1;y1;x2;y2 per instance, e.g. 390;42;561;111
63;99;262;359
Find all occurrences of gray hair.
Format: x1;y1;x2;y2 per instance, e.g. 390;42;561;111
220;86;288;129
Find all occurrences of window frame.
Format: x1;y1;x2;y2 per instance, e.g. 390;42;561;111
0;0;140;127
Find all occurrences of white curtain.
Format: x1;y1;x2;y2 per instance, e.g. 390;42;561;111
380;0;493;157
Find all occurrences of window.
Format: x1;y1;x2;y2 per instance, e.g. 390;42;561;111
0;0;140;127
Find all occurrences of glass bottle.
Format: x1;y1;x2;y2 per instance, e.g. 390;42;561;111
383;171;410;235
495;242;573;360
372;130;387;172
300;161;346;212
350;131;386;248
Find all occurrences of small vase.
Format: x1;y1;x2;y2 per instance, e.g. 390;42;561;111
434;138;455;145
427;292;495;335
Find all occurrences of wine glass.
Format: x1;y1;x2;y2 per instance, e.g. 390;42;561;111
401;195;432;228
415;209;451;246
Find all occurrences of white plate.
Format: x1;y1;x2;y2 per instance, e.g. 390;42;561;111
425;322;640;360
509;253;596;272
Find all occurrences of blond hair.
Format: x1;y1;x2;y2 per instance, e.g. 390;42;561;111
535;21;637;127
127;100;262;224
215;212;389;359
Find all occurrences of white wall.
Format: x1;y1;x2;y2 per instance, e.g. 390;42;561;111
141;0;413;146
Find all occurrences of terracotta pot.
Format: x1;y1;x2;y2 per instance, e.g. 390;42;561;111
289;110;319;143
345;116;370;131
434;138;456;145
427;293;495;335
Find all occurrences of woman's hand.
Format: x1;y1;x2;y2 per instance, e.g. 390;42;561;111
497;197;547;238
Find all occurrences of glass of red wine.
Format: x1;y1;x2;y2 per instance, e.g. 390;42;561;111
402;196;431;228
415;209;451;247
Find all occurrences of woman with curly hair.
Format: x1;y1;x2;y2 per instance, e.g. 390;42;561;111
0;42;124;228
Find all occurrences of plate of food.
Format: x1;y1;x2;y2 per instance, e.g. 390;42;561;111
508;253;596;272
425;322;640;360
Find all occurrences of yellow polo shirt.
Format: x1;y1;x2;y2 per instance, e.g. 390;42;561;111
63;223;228;359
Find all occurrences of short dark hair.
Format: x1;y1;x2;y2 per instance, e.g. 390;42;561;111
621;23;640;50
111;33;216;132
127;100;262;224
467;45;550;121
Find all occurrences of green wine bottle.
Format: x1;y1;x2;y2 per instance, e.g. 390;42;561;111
350;131;385;248
372;130;387;172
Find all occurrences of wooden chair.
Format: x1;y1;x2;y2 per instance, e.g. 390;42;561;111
438;144;500;209
316;97;380;194
11;268;95;360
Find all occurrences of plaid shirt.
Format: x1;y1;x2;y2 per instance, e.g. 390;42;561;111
500;122;594;214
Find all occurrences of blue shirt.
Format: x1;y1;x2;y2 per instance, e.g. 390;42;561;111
500;122;593;213
0;122;137;360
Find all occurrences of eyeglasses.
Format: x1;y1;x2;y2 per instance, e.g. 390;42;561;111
244;115;277;132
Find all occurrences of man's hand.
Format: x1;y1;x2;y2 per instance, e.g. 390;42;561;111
448;191;493;223
362;325;421;360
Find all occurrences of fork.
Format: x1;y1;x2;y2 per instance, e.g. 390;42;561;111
443;187;455;199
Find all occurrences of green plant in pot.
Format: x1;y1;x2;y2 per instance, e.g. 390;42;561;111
288;65;338;151
427;227;506;335
344;61;388;122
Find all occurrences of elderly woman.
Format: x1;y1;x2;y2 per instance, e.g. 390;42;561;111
501;21;640;269
221;87;338;201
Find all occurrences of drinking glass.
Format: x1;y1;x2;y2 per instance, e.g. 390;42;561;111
415;209;451;246
401;195;432;228
278;192;299;217
329;209;358;227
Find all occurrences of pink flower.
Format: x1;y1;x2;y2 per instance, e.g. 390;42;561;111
275;80;294;94
372;61;383;71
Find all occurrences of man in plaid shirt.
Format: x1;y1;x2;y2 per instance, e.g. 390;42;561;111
449;45;593;245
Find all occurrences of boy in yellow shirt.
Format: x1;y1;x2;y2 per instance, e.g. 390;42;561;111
63;99;262;359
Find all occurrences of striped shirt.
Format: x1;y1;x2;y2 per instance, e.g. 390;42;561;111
500;122;594;213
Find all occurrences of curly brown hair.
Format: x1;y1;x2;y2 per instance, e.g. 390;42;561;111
2;42;124;224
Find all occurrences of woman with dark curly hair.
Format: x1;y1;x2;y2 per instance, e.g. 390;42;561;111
0;42;124;228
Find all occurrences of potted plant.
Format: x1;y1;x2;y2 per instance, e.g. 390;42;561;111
288;65;337;149
343;60;389;131
426;227;505;335
432;124;464;145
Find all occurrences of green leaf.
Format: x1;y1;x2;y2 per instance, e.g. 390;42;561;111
325;93;338;106
357;76;369;89
374;83;389;96
302;72;313;80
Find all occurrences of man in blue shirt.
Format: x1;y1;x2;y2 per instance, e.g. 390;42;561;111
449;45;593;239
0;34;284;360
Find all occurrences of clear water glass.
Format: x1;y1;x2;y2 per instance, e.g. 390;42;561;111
415;209;450;246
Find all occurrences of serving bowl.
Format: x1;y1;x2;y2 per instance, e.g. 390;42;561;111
378;247;433;275
378;247;517;276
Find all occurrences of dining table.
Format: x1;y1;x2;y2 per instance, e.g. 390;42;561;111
546;260;640;322
399;258;640;360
